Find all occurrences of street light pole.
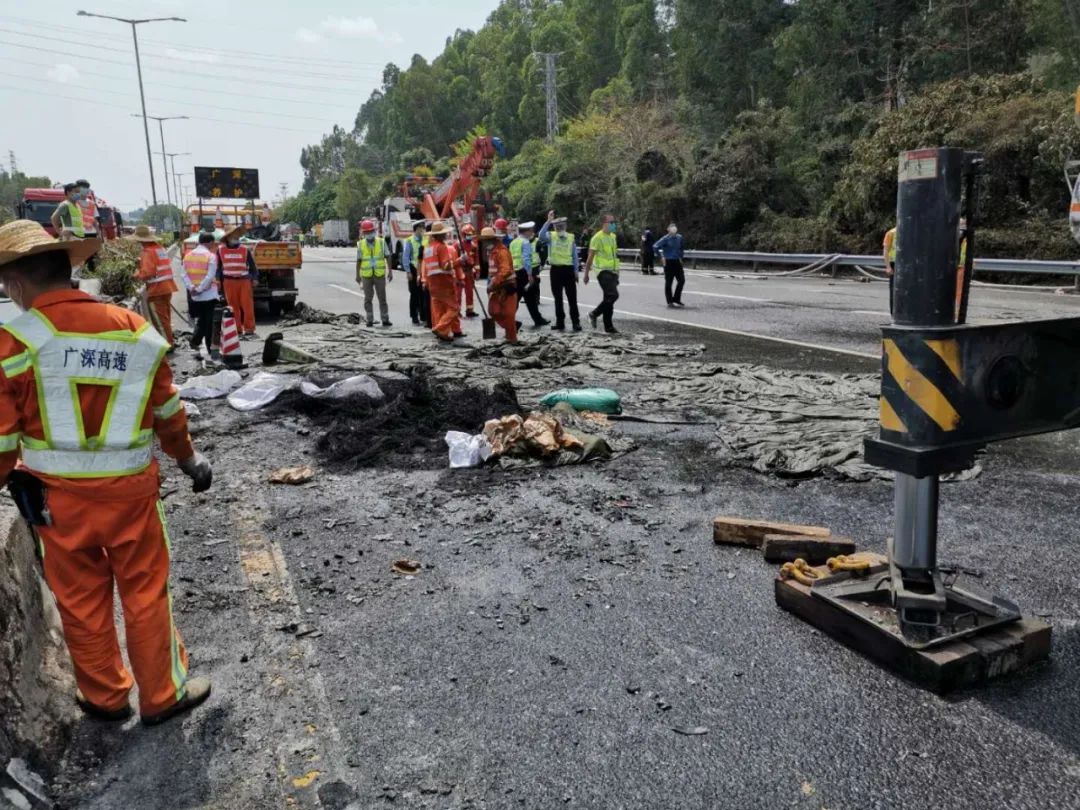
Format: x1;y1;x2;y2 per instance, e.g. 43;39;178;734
139;116;188;207
77;11;186;206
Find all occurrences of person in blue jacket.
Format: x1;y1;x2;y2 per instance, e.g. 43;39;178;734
651;223;686;307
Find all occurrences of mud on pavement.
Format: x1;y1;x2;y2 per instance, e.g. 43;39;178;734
45;320;1080;809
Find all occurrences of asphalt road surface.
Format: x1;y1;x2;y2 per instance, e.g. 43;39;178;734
296;246;1080;358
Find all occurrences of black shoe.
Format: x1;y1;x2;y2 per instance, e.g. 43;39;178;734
605;326;619;334
552;323;565;331
77;691;133;722
465;310;478;318
366;320;375;327
589;313;598;329
141;677;212;727
453;332;465;338
383;320;393;326
515;320;523;329
411;319;421;325
572;323;582;332
673;301;685;307
534;319;551;327
667;302;676;308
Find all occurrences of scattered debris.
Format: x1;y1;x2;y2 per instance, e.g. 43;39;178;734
483;412;583;457
391;559;421;575
445;431;494;468
672;726;709;736
291;771;321;789
228;372;299;412
4;759;49;808
269;465;316;485
177;369;243;400
300;374;383;401
183;401;201;418
712;517;831;549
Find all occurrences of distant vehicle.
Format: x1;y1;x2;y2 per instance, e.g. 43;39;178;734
321;219;350;247
16;188;119;239
185;202;274;234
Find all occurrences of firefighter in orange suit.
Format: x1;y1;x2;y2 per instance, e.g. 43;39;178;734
423;222;460;342
479;226;518;344
0;220;213;726
133;224;177;349
218;227;258;337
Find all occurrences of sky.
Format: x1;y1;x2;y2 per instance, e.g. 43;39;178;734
0;0;499;213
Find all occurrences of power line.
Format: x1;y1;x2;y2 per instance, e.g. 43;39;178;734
0;68;349;122
0;40;377;96
0;29;383;82
0;83;324;134
0;14;386;69
0;54;358;110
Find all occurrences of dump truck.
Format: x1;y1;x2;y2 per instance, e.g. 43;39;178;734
17;188;119;239
321;218;350;247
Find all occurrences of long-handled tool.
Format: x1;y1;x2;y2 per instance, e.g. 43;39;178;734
448;207;496;339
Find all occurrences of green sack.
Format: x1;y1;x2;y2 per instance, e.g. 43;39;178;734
539;387;622;415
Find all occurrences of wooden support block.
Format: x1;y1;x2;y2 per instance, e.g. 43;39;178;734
761;533;857;565
712;516;830;548
774;559;1051;692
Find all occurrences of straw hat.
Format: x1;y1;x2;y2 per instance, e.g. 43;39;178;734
429;221;451;237
477;226;500;241
132;224;158;243
0;220;101;270
222;225;246;243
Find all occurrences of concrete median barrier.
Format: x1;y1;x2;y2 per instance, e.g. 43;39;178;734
0;502;77;785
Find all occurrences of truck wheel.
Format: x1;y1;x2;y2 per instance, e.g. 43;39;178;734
268;300;283;317
281;299;296;314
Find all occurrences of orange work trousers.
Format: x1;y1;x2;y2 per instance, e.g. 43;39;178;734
459;275;475;313
429;276;460;339
37;490;189;716
223;277;256;334
489;290;518;342
147;294;174;346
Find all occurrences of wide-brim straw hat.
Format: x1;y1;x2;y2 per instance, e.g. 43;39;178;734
132;224;158;243
477;226;501;241
0;220;101;269
222;225;247;242
428;221;451;237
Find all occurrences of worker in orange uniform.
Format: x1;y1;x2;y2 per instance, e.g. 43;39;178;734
479;226;518;344
423;222;461;343
457;224;479;318
218;227;258;338
0;220;213;726
133;224;178;349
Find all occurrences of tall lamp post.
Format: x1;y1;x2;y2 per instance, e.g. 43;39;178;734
156;152;192;212
134;114;188;206
77;10;186;205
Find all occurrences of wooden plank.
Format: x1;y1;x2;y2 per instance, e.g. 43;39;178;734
774;565;1051;693
761;533;857;565
712;516;830;548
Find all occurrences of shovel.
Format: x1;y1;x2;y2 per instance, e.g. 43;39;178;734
449;208;496;339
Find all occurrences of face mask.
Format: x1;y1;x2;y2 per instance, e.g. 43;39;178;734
607;223;617;233
366;235;375;242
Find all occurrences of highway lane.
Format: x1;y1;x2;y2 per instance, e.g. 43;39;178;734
295;247;1080;357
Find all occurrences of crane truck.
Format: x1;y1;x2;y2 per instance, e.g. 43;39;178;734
380;135;505;264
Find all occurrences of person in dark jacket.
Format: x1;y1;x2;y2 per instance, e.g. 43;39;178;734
651;223;686;307
640;228;656;275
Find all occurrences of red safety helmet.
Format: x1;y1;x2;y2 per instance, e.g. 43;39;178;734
494;217;508;231
360;219;376;233
461;224;476;238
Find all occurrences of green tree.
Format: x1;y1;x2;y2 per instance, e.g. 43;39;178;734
335;169;376;238
0;170;52;225
278;180;338;231
139;204;184;231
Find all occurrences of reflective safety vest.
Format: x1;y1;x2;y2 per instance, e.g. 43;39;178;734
423;242;451;278
183;249;217;291
549;232;575;266
148;247;174;285
408;236;425;271
64;201;85;238
219;245;250;279
509;237;526;270
0;308;169;478
591;231;619;272
885;228;897;264
958;237;967;268
356;238;387;279
78;197;98;234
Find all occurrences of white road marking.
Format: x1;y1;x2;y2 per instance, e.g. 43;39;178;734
537;296;877;359
328;283;364;297
852;310;891;317
617;282;769;302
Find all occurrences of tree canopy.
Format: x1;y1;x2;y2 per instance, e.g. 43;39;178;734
294;0;1080;257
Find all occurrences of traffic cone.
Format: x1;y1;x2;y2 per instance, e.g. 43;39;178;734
262;332;320;365
220;306;245;369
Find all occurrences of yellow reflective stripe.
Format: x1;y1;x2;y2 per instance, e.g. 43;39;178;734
925;339;962;381
156;501;188;700
154;393;182;420
21;435;47;450
879;397;907;433
884;339;960;432
0;432;20;452
1;351;31;378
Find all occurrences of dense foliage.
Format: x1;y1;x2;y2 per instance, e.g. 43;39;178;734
294;0;1080;257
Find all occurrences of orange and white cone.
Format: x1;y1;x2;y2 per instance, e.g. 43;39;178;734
220;306;245;369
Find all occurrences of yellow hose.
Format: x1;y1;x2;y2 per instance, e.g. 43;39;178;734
827;555;870;572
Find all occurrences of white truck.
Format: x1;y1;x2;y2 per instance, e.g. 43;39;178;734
321;218;351;247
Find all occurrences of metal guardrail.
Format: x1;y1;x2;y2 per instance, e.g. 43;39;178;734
617;249;1080;276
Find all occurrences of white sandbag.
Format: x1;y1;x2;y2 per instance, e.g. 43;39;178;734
445;431;493;468
228;372;298;411
300;374;383;401
178;369;243;400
